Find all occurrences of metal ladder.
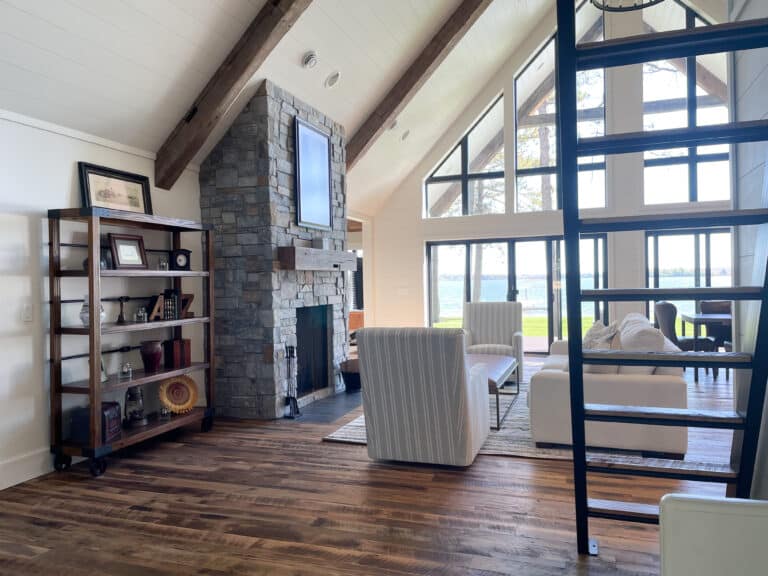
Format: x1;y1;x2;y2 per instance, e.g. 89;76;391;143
554;0;768;555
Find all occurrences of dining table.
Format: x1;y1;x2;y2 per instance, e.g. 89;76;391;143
680;313;732;340
681;312;732;381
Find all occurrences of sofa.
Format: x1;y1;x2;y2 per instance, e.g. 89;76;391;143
357;327;490;467
528;314;688;456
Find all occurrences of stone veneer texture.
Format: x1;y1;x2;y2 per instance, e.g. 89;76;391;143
199;80;348;419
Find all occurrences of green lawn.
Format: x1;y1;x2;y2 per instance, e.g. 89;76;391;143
434;315;594;336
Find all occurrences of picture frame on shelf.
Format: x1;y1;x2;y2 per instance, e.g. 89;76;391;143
78;162;153;215
109;233;148;270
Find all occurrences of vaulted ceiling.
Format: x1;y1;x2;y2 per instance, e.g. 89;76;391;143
0;0;553;215
0;0;728;216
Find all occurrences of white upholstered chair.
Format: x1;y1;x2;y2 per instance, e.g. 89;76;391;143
462;301;524;382
660;495;768;575
357;328;489;467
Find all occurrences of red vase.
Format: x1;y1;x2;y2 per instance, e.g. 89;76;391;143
140;340;163;373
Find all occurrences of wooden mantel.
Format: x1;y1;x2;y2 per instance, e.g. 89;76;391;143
277;246;356;271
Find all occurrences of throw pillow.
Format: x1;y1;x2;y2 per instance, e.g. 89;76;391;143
618;314;665;375
585;330;621;374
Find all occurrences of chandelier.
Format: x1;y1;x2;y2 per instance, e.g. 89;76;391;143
590;0;667;12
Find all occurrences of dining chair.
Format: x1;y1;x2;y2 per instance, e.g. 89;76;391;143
700;300;732;380
654;301;715;382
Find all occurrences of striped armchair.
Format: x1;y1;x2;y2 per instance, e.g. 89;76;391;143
463;301;524;379
357;328;489;467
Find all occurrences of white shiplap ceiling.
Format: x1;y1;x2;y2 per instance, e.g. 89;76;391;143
0;0;267;152
0;0;553;214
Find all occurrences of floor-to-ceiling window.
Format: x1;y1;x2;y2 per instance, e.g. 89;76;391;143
514;1;605;212
425;96;505;218
428;235;607;352
642;0;730;205
646;229;733;328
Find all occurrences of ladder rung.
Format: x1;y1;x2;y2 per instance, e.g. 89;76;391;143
578;119;768;157
587;499;659;525
584;404;746;429
581;287;763;302
576;17;768;70
582;350;753;369
586;454;738;483
579;208;768;233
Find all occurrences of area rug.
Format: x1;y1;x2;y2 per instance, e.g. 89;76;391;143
323;385;572;461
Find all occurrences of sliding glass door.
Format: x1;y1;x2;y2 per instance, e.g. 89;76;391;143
428;235;607;352
646;228;732;326
554;236;608;342
428;244;466;328
515;241;550;352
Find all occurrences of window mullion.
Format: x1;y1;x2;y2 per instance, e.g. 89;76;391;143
686;8;698;202
461;138;469;215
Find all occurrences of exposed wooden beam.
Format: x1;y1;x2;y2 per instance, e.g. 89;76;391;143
155;0;312;190
346;0;494;170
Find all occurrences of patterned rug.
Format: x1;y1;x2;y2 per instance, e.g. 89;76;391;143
323;384;572;461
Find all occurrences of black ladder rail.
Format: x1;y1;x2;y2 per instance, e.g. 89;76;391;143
554;0;768;555
737;249;768;497
555;0;591;556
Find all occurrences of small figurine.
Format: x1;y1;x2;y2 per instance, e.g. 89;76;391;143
116;296;130;324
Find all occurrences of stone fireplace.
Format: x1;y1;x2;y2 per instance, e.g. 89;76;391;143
199;80;349;419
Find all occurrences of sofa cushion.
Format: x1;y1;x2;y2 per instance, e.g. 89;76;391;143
542;354;569;371
467;343;516;357
618;314;665;375
654;337;685;376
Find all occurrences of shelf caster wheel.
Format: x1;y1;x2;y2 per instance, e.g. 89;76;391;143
53;454;72;472
201;416;213;433
89;457;107;477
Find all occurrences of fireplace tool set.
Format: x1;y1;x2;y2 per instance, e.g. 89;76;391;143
285;345;301;419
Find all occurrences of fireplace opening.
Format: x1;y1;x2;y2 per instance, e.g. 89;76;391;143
296;305;333;397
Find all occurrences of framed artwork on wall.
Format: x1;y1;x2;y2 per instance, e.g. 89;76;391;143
78;162;153;215
294;118;332;230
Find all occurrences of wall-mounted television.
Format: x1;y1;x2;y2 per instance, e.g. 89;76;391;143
295;118;332;230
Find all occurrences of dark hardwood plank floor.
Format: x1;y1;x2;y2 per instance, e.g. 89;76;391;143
0;356;735;575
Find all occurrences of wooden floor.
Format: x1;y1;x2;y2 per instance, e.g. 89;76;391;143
0;359;734;575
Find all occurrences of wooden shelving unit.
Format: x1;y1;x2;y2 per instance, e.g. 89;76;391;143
48;207;215;476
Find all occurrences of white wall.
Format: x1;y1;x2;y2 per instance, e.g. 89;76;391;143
366;6;731;329
0;110;202;490
730;0;768;499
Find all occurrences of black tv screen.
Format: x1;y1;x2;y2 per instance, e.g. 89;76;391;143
295;118;332;230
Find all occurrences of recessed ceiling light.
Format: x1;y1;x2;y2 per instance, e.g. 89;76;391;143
401;129;410;142
302;51;318;69
324;71;341;88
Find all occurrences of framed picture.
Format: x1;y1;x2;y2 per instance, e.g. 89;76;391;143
295;118;332;230
109;234;148;270
78;162;153;215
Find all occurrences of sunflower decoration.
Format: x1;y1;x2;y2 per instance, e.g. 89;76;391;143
158;375;198;414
